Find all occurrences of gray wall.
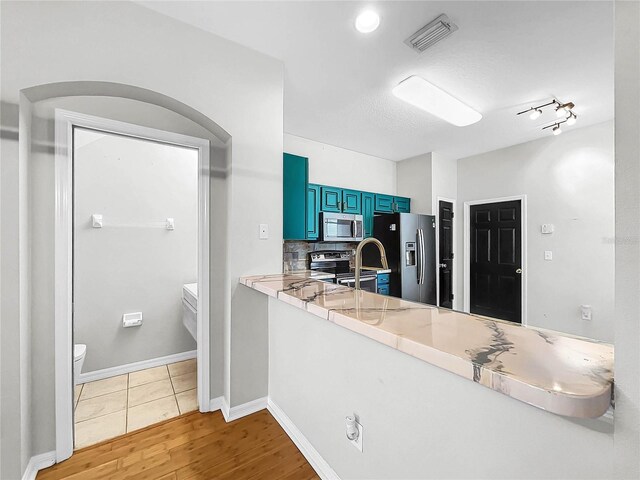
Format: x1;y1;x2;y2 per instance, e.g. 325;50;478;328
74;130;197;372
268;298;614;479
1;1;283;474
396;152;433;215
455;121;614;342
613;1;640;477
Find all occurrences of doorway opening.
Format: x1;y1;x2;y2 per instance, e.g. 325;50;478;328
463;196;527;324
55;110;211;456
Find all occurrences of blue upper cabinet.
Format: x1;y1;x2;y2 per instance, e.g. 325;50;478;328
321;186;342;213
283;153;308;240
341;189;362;214
374;194;411;213
394;196;411;213
362;192;375;238
374;194;394;213
307;184;321;240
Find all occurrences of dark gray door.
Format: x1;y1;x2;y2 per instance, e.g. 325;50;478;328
469;200;522;323
438;201;454;308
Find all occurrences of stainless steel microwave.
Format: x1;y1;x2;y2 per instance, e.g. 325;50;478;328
320;212;364;242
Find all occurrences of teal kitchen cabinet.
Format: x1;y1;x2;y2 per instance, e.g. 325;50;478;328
374;194;411;213
306;184;321;240
374;194;394;213
394;196;411;213
362;192;375;238
283;153;308;240
320;186;342;213
377;272;390;295
320;186;362;214
341;189;362;214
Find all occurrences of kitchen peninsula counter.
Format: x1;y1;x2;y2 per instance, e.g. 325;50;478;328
240;272;613;419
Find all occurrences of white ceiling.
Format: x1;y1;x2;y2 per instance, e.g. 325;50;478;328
139;1;614;161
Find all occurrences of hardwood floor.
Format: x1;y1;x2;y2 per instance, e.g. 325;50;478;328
37;409;319;480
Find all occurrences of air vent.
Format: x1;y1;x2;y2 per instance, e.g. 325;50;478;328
405;14;458;53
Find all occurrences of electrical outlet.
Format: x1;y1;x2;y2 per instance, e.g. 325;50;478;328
544;251;553;261
349;420;363;452
581;305;592;321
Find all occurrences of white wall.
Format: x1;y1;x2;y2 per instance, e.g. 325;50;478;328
1;1;283;473
284;134;396;194
613;1;640;476
269;298;614;479
396;152;432;214
74;129;197;372
455;121;614;342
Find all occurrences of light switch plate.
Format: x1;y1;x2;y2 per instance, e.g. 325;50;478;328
541;224;554;234
259;224;269;239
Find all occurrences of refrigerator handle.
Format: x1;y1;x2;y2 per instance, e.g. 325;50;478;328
418;228;426;285
416;230;421;283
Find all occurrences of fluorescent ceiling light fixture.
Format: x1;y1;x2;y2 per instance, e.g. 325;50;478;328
392;76;482;126
355;11;380;33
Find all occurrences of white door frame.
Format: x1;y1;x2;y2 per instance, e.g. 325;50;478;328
435;196;456;309
463;195;527;325
54;109;211;461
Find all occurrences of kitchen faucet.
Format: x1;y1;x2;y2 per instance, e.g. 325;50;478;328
354;237;389;290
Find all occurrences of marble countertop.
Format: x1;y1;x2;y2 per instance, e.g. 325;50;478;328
240;273;613;419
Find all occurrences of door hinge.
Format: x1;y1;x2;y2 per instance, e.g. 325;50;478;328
450;294;455;300
451;212;455;218
451;252;454;259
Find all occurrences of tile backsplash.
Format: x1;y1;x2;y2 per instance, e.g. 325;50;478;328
283;241;358;272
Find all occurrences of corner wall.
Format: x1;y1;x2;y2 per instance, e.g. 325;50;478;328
0;0;283;470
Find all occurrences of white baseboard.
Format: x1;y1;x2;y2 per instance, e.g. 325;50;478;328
267;398;339;480
22;451;56;480
209;395;225;412
78;350;196;384
220;396;268;422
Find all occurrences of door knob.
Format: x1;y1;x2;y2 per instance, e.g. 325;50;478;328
515;268;523;274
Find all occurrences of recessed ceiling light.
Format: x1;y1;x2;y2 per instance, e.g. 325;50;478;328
355;11;380;33
392;76;482;127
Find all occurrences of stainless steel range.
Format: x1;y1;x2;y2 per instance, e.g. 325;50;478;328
308;250;377;293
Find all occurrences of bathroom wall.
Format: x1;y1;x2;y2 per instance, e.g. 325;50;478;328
74;129;197;372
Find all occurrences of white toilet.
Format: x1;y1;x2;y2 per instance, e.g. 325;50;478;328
74;344;86;385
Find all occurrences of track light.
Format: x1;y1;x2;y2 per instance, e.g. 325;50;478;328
518;98;577;135
529;108;542;120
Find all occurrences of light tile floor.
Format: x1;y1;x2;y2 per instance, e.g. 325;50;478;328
73;358;197;449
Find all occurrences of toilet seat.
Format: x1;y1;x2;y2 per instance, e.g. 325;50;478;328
74;344;86;361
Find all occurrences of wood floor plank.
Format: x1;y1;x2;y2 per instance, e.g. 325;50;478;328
36;409;318;480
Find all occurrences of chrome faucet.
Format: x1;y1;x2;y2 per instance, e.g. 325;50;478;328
354;237;388;290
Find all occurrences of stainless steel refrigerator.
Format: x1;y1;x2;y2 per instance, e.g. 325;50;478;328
363;212;436;304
